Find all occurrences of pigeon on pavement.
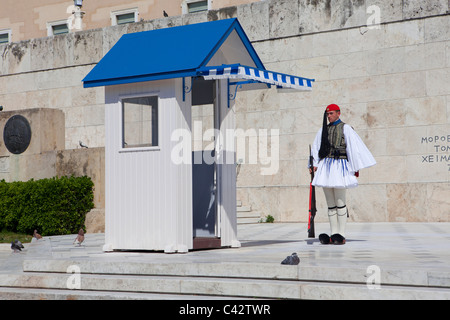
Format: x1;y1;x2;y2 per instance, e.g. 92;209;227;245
33;229;42;240
281;252;300;265
11;240;24;253
73;228;85;246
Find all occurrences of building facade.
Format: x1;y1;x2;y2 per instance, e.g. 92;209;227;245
0;0;258;42
0;0;449;227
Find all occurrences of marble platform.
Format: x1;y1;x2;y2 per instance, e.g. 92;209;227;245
0;222;449;300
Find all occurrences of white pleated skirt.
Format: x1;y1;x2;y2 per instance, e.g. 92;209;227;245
312;157;358;189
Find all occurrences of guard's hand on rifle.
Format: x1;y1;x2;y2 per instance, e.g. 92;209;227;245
309;167;318;174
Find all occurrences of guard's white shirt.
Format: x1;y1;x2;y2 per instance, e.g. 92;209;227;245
310;124;376;189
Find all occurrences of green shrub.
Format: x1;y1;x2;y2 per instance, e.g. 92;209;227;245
0;176;94;236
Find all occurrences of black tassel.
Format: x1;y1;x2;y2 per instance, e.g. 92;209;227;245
318;111;330;159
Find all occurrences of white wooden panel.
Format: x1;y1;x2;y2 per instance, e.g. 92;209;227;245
104;79;193;251
216;79;239;247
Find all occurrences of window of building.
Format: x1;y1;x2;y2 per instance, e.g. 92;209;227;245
0;30;11;44
47;21;69;36
182;0;210;14
122;95;159;149
111;8;138;26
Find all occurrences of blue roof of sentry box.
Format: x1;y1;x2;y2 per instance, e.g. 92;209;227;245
82;18;265;88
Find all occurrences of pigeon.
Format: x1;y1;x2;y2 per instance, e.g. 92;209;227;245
281;252;300;265
11;240;24;253
33;229;42;240
73;228;85;246
79;140;88;148
163;10;169;17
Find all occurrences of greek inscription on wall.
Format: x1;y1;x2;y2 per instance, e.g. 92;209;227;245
421;135;450;171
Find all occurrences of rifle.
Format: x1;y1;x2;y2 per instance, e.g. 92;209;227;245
308;145;317;238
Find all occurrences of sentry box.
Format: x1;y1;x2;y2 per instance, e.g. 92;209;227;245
83;18;313;253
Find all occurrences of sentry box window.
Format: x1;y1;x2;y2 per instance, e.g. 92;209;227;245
122;96;158;149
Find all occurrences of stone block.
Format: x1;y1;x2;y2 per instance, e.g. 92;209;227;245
269;0;299;39
278;186;306;222
313;79;350;107
366;100;406;129
384;19;424;47
384;71;426;101
4;72;37;95
366;46;405;76
56;147;105;209
446;42;450;68
405;42;446;72
348;184;387;222
369;155;407;184
182;11;208;25
426;68;450;96
425;15;450;43
298;0;333;33
9;151;57;182
30;37;54;71
72;30;103;65
403;0;448;20
427;183;450;222
52;33;71;69
312;29;349;57
237;0;270;41
85;208;105;233
330;51;367;80
386;183;428;222
405;96;447;126
0;43;10;76
348;27;385;53
6;41;31;74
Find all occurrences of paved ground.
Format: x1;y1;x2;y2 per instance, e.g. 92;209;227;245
2;222;450;274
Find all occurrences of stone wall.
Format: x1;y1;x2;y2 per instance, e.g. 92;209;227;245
236;0;450;223
0;0;449;223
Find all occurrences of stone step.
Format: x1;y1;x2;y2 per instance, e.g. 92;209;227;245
237;217;261;224
237;205;252;212
0;271;302;299
237;205;261;224
0;287;243;300
237;211;260;218
2;268;450;300
21;259;450;289
236;200;264;224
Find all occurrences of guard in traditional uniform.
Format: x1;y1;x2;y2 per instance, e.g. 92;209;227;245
309;104;376;244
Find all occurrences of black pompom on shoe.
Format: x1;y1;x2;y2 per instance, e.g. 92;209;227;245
319;233;331;244
331;233;346;245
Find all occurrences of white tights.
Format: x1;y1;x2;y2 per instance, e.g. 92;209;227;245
323;188;348;237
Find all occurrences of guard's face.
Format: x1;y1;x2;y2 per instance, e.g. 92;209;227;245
326;111;340;123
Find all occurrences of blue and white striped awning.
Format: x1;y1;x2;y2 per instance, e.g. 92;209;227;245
197;64;314;91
